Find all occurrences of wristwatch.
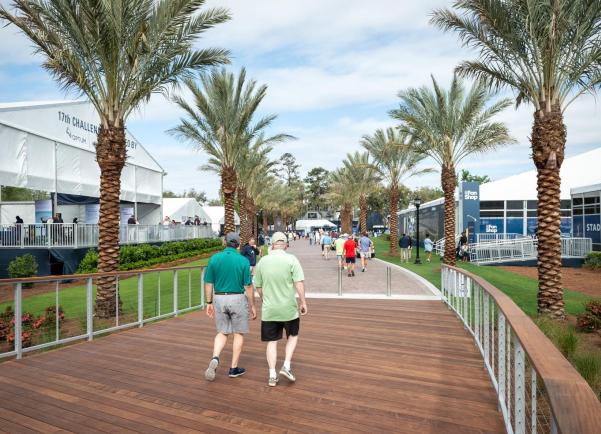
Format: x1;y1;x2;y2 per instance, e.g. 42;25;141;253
206;300;213;304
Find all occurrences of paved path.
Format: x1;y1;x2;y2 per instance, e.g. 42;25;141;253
286;239;438;298
0;300;505;433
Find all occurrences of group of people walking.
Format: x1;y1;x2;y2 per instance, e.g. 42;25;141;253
203;231;307;387
314;230;374;276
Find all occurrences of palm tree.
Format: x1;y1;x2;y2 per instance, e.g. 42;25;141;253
342;152;380;234
170;68;291;235
0;0;230;318
391;76;514;266
361;128;429;256
431;1;601;318
328;168;358;235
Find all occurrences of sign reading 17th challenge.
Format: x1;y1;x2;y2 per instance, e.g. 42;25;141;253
58;110;137;150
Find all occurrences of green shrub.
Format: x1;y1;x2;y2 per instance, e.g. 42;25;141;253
76;239;222;273
77;249;98;274
8;254;38;285
573;351;601;397
584;252;601;270
556;326;580;360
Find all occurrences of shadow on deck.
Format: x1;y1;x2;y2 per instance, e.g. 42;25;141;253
0;299;505;434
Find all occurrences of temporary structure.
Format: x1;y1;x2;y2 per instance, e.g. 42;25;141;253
0;100;164;224
295;219;337;235
201;206;240;235
163;198;211;224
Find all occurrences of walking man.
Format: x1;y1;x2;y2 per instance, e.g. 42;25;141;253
334;233;347;269
343;234;357;277
241;236;260;274
204;233;257;381
254;232;307;387
399;233;411;263
321;232;332;260
358;232;373;272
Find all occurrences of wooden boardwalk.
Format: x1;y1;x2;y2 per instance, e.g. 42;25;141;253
0;241;506;433
0;299;505;433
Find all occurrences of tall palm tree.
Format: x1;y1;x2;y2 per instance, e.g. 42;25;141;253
342;152;380;234
432;0;601;318
170;68;291;235
361;128;429;256
391;76;514;266
328;168;358;235
0;0;230;318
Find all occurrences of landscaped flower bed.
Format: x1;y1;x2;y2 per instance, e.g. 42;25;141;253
0;305;64;351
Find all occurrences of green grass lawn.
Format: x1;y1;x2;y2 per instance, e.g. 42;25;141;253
372;237;595;317
0;256;212;334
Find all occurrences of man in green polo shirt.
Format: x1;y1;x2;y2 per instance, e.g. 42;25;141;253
204;233;256;382
254;232;307;387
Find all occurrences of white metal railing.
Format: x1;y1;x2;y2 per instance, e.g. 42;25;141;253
561;237;593;258
470;236;593;264
441;265;601;434
434;234;460;256
0;223;215;248
477;233;527;243
0;265;206;360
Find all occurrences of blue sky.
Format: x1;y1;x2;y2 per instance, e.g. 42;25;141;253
1;0;600;200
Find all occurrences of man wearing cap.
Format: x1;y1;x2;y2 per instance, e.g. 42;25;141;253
254;231;307;387
334;233;347;269
204;232;257;381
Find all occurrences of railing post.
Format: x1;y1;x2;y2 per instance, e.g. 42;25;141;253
138;273;144;327
484;292;490;365
514;338;526;434
386;267;391;297
14;283;22;359
74;224;78;248
337;265;342;296
86;277;93;341
200;268;205;307
498;312;506;407
173;270;179;317
19;224;25;248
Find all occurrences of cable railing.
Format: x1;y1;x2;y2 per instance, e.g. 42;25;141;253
441;265;601;434
0;223;214;248
0;265;206;360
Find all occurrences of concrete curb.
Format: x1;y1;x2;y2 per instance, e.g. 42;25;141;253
373;257;443;299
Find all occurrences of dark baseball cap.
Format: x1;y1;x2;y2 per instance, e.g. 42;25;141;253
225;232;240;245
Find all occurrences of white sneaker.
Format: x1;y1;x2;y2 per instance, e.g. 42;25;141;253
279;366;296;382
268;376;279;387
205;357;219;381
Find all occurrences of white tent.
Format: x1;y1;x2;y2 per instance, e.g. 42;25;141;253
163;198;211;224
202;206;240;234
0;100;164;223
295;219;337;234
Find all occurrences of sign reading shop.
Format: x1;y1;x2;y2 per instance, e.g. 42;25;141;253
58;110;137;150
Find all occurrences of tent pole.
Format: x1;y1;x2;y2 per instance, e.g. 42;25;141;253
52;143;58;215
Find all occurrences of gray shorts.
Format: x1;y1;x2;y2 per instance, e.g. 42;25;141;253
214;294;249;335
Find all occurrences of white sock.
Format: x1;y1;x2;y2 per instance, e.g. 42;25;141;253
283;361;291;370
269;368;277;378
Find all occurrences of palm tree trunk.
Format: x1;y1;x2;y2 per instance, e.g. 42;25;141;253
389;186;399;256
246;205;253;241
359;195;368;234
341;203;352;234
238;188;248;245
222;166;236;235
262;210;268;235
95;124;126;318
532;105;566;319
273;210;279;231
442;165;456;266
282;210;287;232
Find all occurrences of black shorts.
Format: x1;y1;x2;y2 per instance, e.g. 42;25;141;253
345;256;356;264
261;318;300;341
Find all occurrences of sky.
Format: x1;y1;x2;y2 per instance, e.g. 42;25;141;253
1;0;600;201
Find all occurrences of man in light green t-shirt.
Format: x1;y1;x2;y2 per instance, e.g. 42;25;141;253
254;232;307;387
334;234;347;270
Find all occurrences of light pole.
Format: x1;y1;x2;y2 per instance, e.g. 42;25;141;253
414;197;422;264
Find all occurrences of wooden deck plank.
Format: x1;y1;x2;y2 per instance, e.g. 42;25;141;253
1;298;505;433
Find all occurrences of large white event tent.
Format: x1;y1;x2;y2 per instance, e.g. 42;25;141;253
163;198;211;224
0;100;164;224
201;206;240;235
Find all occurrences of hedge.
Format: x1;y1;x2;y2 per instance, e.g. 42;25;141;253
584;252;601;270
77;238;223;274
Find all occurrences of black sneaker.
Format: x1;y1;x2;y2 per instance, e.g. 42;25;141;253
351;271;355;277
228;367;246;378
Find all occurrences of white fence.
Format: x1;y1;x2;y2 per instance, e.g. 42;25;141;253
0;224;214;248
1;266;206;360
441;266;601;434
476;233;528;243
470;237;592;264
